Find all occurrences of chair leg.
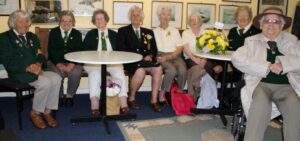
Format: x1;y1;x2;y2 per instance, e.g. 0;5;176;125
16;91;23;130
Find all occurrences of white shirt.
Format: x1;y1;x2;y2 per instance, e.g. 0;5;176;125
97;28;113;52
182;28;205;59
153;26;182;53
13;29;27;41
60;27;72;39
237;22;252;35
132;26;141;39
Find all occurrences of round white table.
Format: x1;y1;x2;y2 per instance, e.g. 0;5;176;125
65;51;142;134
191;50;236;126
192;50;233;61
65;51;143;65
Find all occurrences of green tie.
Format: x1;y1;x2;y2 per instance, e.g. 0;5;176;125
64;31;68;43
135;29;140;40
101;32;107;51
238;28;244;36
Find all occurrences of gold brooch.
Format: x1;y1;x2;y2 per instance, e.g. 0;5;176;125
166;31;171;36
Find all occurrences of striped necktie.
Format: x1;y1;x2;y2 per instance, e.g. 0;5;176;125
64;31;68;43
238;28;244;36
19;35;26;44
135;29;140;40
101;32;107;51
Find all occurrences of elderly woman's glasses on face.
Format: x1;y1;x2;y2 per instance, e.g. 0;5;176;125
262;19;281;25
61;20;73;23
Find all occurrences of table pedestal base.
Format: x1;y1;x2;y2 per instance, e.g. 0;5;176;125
70;113;137;134
70;64;137;134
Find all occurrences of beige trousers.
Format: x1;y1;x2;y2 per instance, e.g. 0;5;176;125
244;82;300;141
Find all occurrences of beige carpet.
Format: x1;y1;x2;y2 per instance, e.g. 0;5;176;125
117;115;281;141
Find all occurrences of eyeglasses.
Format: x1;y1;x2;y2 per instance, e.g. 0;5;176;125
61;20;73;23
262;19;281;25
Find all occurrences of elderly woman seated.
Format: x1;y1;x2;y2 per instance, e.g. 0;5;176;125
0;10;61;129
83;9;130;117
117;6;163;112
47;10;83;107
232;7;300;141
153;5;187;103
182;12;222;106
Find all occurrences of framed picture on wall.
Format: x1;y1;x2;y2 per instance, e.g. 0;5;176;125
151;1;183;28
68;0;104;16
186;3;216;28
258;0;288;15
113;1;143;25
0;0;20;16
219;5;238;29
222;0;251;3
25;0;62;23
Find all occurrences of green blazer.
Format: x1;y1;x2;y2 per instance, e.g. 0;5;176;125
83;28;117;51
0;30;46;83
48;26;83;65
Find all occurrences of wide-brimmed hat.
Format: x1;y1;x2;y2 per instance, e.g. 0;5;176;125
253;7;292;30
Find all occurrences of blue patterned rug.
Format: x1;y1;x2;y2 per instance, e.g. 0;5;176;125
117;115;282;141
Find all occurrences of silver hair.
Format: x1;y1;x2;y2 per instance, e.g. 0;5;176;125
188;11;203;26
259;15;285;29
128;6;144;21
156;5;172;18
8;10;31;29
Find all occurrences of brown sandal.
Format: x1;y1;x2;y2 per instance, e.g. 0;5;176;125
91;109;100;118
120;107;129;115
44;113;58;128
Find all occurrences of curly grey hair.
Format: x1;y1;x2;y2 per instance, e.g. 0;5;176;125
188;11;203;26
128;6;144;21
156;5;172;18
8;10;31;29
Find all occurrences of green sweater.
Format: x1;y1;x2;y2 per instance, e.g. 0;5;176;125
48;26;83;65
0;30;46;83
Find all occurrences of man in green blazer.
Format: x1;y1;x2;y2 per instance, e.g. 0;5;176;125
48;10;83;107
0;10;61;129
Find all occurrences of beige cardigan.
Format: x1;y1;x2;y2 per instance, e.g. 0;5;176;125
231;32;300;119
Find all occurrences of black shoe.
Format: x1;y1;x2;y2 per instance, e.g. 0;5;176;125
165;92;172;105
59;97;64;107
159;101;167;106
65;98;74;107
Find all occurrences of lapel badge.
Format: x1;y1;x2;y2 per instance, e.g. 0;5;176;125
29;40;33;47
166;31;171;36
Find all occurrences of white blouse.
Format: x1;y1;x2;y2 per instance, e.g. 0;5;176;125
153;26;182;53
182;28;205;59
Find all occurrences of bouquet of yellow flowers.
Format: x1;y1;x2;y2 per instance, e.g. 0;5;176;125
196;28;229;55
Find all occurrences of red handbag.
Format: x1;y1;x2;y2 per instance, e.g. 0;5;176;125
165;82;196;115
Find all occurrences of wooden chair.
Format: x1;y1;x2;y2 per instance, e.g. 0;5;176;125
0;78;34;130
